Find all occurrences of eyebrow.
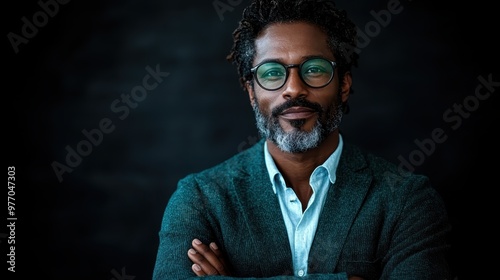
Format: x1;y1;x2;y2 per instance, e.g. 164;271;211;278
254;55;335;66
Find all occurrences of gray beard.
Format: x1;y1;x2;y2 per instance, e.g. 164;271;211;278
252;100;343;153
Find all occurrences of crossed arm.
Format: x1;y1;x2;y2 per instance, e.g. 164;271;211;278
187;239;365;280
188;238;230;276
154;171;452;279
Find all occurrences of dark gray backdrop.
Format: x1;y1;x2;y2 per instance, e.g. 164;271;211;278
5;0;498;279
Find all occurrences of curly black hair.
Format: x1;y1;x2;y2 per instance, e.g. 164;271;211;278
227;0;359;113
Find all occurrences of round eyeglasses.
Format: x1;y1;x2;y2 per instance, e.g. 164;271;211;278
250;57;336;91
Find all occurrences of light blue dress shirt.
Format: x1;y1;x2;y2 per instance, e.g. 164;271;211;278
263;135;343;277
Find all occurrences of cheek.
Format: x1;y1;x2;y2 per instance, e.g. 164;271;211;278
319;85;341;107
254;92;277;113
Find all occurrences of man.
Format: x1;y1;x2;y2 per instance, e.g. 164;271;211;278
152;0;452;279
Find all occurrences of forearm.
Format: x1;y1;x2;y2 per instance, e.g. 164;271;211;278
381;177;452;279
177;273;349;280
153;177;221;279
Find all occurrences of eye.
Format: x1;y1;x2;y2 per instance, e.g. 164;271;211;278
302;59;333;78
262;69;285;78
257;63;286;81
303;66;329;79
304;66;327;74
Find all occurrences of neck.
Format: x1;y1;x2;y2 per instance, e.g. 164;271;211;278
266;130;340;210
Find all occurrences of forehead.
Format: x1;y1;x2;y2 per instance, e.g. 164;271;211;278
253;21;333;63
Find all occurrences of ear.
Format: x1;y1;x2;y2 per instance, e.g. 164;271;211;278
245;81;257;107
340;71;352;103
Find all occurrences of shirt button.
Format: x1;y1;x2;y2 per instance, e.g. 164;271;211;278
298;270;304;277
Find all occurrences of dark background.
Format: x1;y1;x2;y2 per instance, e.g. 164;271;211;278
4;0;498;279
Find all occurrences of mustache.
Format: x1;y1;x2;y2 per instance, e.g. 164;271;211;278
271;98;323;117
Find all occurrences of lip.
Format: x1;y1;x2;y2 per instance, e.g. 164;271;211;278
280;106;317;120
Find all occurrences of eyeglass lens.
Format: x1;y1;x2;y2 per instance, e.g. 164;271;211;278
254;58;334;90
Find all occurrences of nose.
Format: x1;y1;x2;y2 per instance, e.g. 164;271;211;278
281;68;308;100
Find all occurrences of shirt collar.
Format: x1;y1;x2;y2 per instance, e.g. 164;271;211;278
264;134;344;194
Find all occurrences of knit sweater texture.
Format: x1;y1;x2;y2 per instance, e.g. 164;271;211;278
152;139;451;280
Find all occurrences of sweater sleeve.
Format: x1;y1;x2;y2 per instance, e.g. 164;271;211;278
151;174;351;280
380;174;452;279
189;273;349;280
152;174;215;279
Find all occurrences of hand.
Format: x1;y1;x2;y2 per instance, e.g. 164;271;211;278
348;276;365;280
188;238;231;276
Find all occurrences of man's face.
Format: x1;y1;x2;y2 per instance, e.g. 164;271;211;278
246;21;351;153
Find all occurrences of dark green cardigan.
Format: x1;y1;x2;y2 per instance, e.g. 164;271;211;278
152;139;451;280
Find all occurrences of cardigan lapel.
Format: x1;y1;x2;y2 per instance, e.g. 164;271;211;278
308;143;372;273
232;139;294;275
231;140;372;275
